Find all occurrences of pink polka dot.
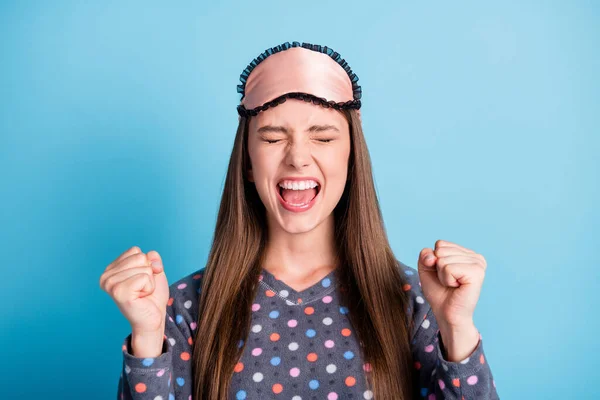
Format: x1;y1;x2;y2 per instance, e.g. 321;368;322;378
327;392;338;400
156;368;166;377
324;340;335;348
288;319;298;328
424;344;434;353
466;375;478;385
190;322;197;330
251;303;261;312
177;283;187;289
438;379;445;390
322;295;333;303
428;394;436;400
251;348;262;356
290;367;300;377
259;274;263;280
363;363;372;372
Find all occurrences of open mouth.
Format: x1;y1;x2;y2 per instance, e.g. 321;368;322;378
276;179;321;210
278;184;320;204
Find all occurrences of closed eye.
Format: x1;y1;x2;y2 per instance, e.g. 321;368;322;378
264;139;332;144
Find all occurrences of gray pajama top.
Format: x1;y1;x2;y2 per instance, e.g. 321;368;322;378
117;261;500;399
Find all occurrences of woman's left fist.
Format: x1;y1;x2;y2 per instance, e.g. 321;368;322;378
417;240;487;329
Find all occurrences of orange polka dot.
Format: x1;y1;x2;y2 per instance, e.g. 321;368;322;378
306;352;318;362
341;328;352;337
480;354;485;364
188;337;193;345
452;378;461;387
272;383;283;394
234;362;244;373
414;361;421;370
270;333;280;341
180;352;190;361
345;376;356;386
122;344;127;352
134;383;146;393
266;290;276;297
304;306;314;315
193;273;202;280
297;298;303;304
402;284;411;291
168;298;174;306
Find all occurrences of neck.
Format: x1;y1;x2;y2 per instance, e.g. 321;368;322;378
263;214;338;284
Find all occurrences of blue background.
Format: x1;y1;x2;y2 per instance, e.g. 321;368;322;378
2;1;598;398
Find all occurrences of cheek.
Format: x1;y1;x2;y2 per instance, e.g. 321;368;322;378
325;146;350;181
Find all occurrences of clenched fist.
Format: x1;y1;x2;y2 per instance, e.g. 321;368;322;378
99;246;170;336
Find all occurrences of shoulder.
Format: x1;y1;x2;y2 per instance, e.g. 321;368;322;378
166;267;206;322
395;259;432;340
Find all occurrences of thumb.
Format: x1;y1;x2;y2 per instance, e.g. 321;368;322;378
417;248;443;300
417;248;437;272
146;250;164;274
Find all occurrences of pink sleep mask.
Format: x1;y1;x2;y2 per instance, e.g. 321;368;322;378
236;41;362;119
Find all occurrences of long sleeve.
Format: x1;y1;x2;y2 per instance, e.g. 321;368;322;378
396;260;499;399
410;305;499;399
117;276;199;400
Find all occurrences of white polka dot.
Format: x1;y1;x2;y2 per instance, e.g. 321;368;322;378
363;390;373;399
279;290;289;298
251;324;262;333
460;357;470;364
168;338;176;346
184;300;192;309
421;319;430;329
153;397;163;400
253;372;263;382
326;364;337;373
125;365;131;374
442;364;449;371
286;300;296;305
292;396;302;400
288;342;299;351
322;317;333;325
416;296;424;304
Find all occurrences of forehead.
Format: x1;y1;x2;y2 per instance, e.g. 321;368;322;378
249;99;347;132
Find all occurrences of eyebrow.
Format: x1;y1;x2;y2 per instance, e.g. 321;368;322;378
256;124;340;134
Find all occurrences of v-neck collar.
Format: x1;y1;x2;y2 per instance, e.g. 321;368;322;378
258;267;338;306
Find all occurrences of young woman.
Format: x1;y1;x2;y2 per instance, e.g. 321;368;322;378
101;41;499;400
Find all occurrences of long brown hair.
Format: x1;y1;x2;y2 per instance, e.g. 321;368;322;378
192;108;415;399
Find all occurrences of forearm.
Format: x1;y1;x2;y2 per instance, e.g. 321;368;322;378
437;320;480;362
131;323;166;358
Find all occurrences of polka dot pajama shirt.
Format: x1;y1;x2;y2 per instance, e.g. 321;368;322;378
117;261;499;399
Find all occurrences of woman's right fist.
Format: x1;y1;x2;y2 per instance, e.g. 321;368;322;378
99;246;170;335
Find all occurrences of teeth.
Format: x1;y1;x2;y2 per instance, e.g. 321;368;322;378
278;180;319;190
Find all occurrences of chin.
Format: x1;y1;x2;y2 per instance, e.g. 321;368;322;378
277;216;322;235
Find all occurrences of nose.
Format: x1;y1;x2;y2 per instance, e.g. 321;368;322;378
285;139;312;169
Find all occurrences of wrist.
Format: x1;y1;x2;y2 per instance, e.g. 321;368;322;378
131;325;165;358
437;321;480;362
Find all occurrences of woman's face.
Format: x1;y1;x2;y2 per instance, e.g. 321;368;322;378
247;99;351;234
